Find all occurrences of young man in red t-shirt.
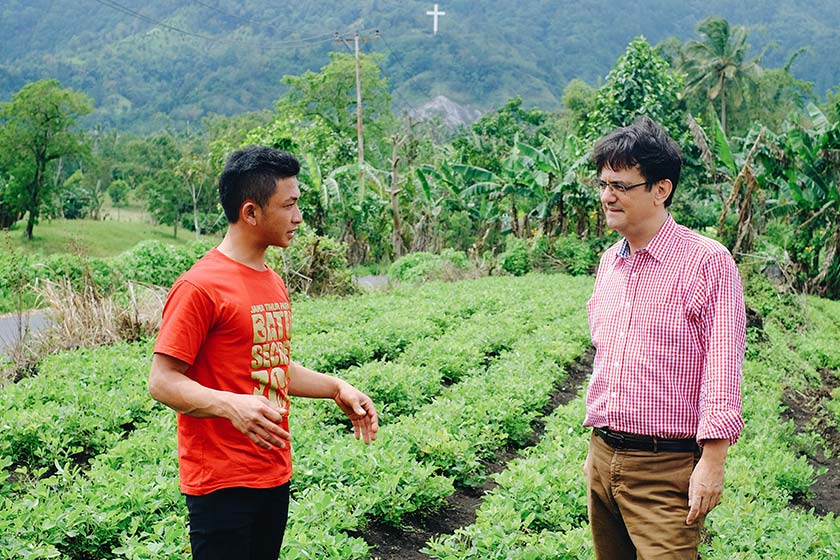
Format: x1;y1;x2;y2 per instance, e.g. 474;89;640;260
149;146;378;560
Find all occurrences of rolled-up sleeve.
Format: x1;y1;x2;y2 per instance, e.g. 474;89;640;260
697;251;746;444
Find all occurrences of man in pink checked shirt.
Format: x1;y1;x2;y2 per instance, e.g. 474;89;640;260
583;116;746;560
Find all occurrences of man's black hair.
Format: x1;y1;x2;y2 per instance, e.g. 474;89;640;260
218;146;300;223
593;116;682;207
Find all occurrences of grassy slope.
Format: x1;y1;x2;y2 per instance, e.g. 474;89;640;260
0;216;221;258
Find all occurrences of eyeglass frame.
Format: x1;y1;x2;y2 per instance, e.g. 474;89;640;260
595;179;652;195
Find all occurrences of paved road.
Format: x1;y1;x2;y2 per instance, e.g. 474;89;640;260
354;274;389;290
0;310;49;353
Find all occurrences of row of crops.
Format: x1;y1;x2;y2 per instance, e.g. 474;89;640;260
1;273;839;559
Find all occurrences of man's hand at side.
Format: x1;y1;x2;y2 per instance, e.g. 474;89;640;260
686;439;729;524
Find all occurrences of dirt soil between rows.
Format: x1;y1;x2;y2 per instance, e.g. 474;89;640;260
782;367;840;515
361;349;594;560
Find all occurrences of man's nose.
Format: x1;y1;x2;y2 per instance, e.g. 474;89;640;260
600;185;617;204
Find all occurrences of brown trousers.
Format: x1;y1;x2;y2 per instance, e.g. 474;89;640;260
584;432;704;560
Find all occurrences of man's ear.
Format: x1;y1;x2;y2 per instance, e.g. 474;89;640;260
655;179;673;206
240;200;258;225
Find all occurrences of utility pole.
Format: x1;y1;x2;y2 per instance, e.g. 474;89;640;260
389;133;406;258
335;30;380;183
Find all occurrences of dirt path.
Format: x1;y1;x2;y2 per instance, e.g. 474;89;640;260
362;349;594;560
782;367;840;515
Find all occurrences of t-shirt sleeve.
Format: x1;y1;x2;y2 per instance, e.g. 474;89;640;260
154;279;216;368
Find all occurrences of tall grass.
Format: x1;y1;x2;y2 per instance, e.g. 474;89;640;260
1;279;166;386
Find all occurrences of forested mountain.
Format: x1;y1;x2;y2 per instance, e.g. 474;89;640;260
2;0;839;131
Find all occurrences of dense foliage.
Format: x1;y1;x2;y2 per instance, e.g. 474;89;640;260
1;1;839;131
1;14;839;298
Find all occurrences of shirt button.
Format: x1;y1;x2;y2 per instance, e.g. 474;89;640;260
613;361;619;368
620;331;625;338
611;392;619;399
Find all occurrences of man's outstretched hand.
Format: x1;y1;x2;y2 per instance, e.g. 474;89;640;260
334;381;379;444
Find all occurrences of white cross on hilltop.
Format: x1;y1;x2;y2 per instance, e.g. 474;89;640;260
426;3;446;35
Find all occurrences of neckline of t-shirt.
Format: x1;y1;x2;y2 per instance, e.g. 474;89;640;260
210;247;274;274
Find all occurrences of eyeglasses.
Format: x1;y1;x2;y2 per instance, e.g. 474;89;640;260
595;179;651;194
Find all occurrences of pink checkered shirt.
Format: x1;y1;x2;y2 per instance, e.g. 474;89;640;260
584;214;745;444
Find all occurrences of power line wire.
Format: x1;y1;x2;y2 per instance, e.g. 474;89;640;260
89;0;345;50
377;34;425;117
189;0;349;43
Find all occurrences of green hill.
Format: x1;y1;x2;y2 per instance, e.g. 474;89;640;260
2;0;838;131
0;216;220;258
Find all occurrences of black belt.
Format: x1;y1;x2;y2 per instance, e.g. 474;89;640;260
594;427;699;453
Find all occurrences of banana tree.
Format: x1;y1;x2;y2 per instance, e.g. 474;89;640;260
459;143;543;239
515;135;594;238
415;152;502;254
778;103;840;297
703;111;768;256
321;160;390;264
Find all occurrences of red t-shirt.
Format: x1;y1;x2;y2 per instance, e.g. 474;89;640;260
154;248;293;495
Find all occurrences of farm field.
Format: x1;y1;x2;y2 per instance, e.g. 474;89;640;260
0;273;838;559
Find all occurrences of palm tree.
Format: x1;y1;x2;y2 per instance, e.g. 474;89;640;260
682;17;762;134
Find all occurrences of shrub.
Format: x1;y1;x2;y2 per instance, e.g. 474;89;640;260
551;235;596;276
0;248;35;312
742;266;805;331
499;237;531;276
527;234;596;276
36;253;122;293
266;223;357;297
115;239;213;287
388;249;472;283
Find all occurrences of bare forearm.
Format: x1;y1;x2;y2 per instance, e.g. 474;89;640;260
149;353;232;418
287;360;343;399
287;360;378;443
151;374;228;417
700;438;729;465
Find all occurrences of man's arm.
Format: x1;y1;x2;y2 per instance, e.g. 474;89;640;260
686;438;729;524
287;360;379;444
148;352;290;450
687;251;745;523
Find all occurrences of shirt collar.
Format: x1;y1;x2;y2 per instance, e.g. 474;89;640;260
615;214;677;263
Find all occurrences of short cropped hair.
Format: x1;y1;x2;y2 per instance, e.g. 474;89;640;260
218;146;300;223
593;116;682;207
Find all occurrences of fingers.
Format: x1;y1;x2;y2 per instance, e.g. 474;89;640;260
352;412;379;444
229;394;290;449
686;491;722;524
260;400;287;424
347;405;379;444
686;497;701;525
336;387;379;444
244;416;291;449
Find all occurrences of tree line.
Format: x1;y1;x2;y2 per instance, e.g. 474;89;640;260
1;17;838;297
4;0;839;131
